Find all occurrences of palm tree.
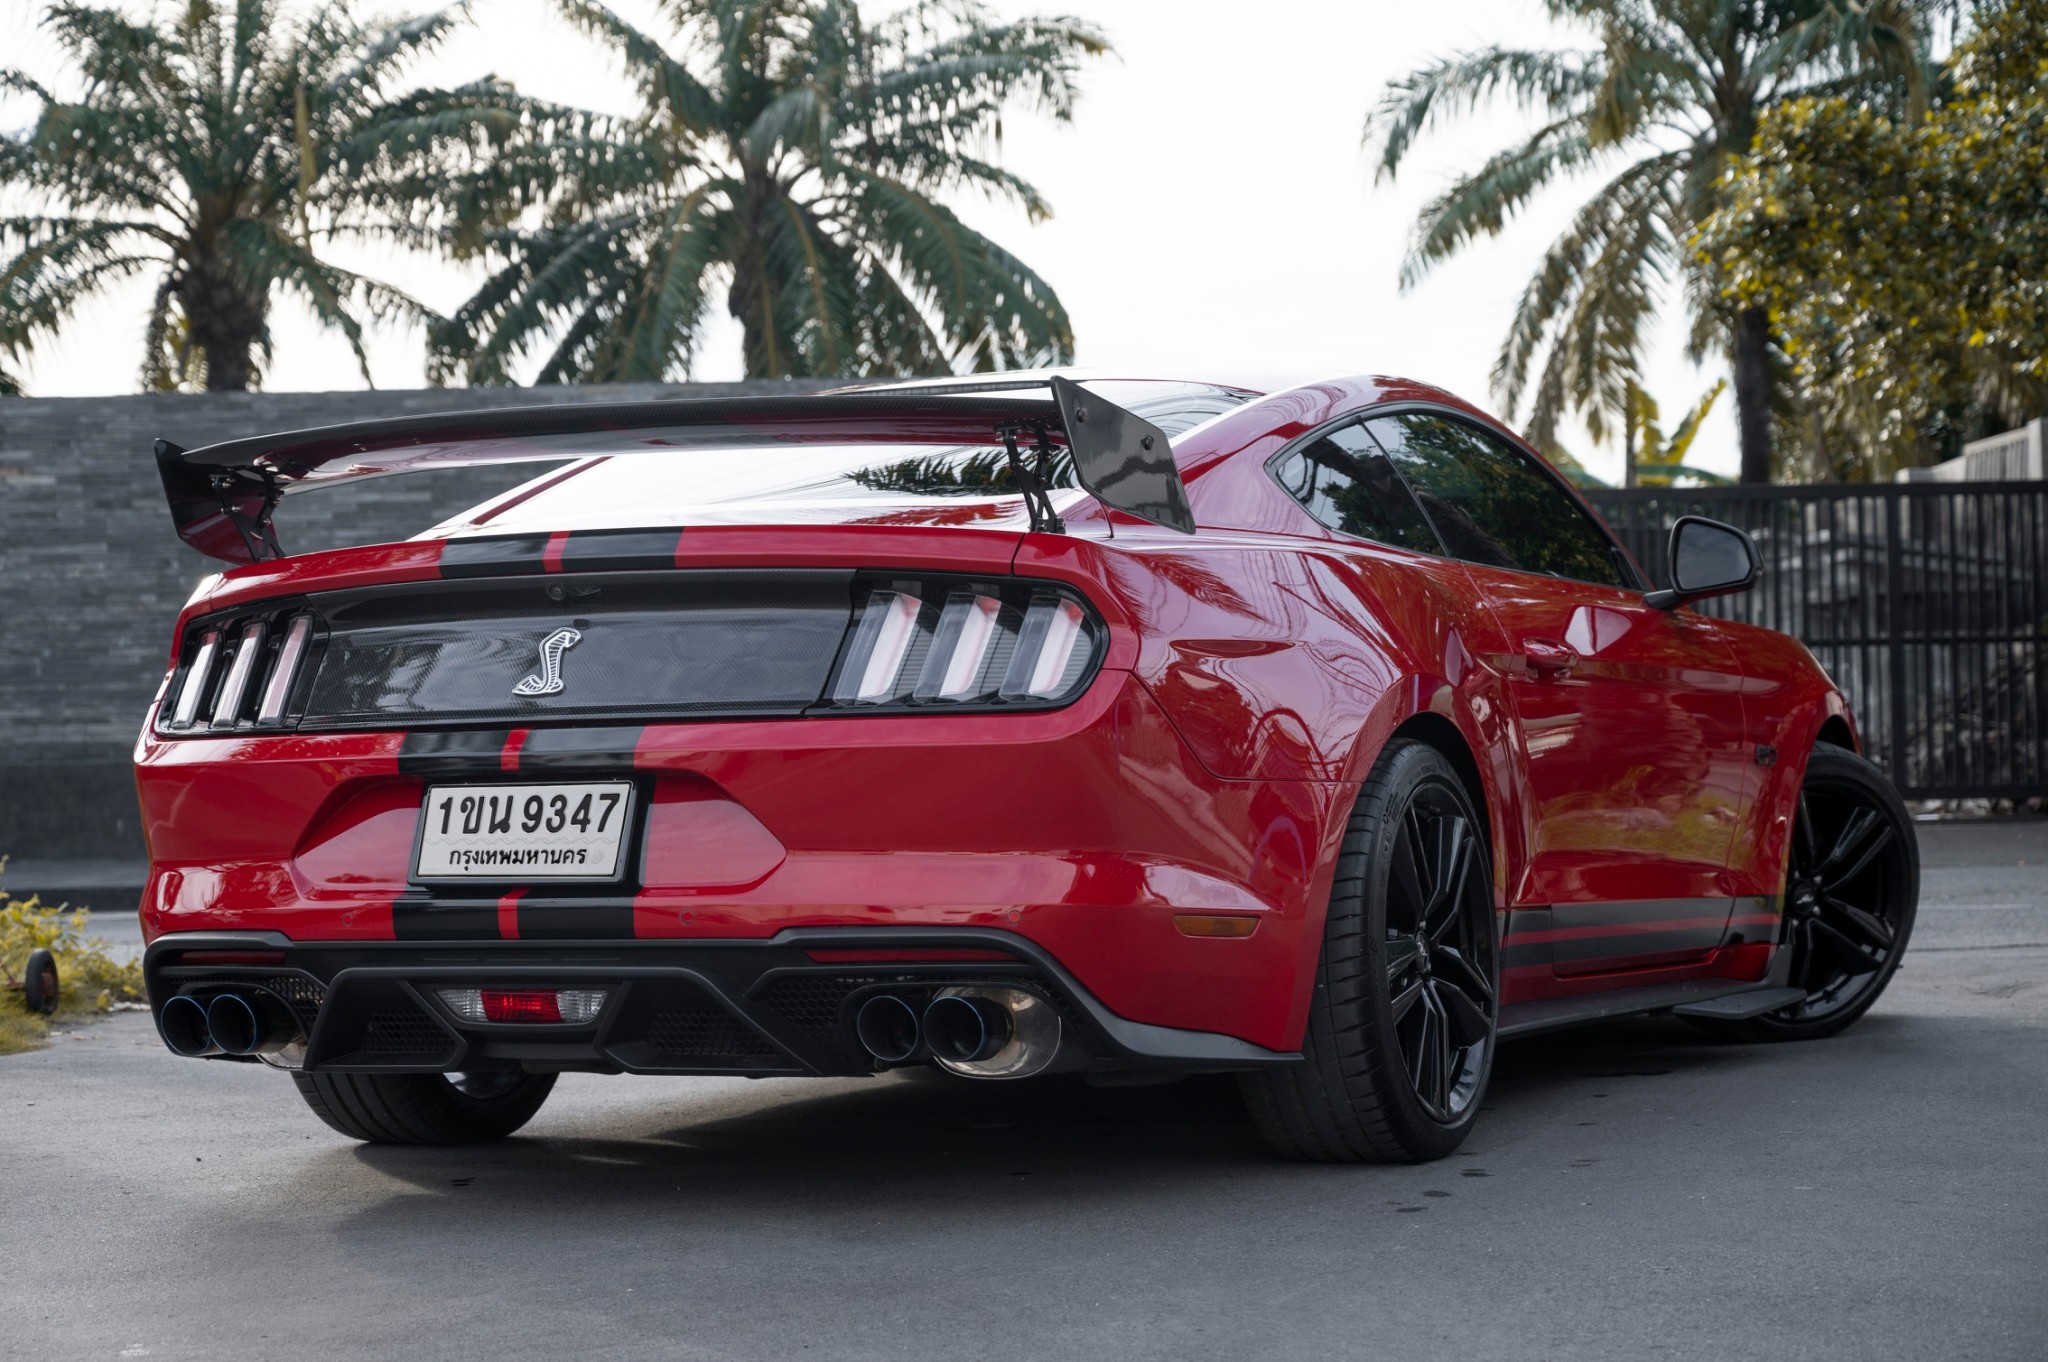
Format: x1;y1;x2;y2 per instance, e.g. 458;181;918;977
431;0;1108;385
1624;378;1731;486
1364;0;1935;482
0;1;595;391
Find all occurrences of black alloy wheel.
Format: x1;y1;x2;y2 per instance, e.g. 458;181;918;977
1385;789;1497;1121
1243;738;1500;1162
1700;741;1918;1042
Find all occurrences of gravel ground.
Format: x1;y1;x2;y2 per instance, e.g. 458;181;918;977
2;822;2043;1362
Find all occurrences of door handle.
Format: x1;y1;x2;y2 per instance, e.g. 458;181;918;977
1521;637;1580;678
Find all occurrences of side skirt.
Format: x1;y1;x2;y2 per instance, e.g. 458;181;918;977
1498;978;1798;1041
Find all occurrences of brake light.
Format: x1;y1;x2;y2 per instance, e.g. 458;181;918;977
436;988;609;1024
1004;594;1088;699
210;620;267;727
256;613;314;723
837;591;923;701
916;592;1003;700
167;629;222;728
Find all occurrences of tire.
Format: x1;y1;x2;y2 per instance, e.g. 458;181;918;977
1691;741;1918;1043
1241;738;1501;1162
291;1069;557;1145
23;949;59;1016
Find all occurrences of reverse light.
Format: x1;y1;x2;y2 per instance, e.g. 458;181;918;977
827;576;1104;712
437;988;609;1025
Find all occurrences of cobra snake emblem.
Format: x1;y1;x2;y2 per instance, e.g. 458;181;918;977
513;627;582;697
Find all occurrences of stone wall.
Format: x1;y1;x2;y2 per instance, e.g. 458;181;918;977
0;380;823;858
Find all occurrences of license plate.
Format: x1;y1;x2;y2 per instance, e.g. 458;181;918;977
414;781;635;881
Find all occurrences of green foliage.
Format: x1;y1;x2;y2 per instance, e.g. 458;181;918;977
1697;0;2048;478
1628;379;1733;486
848;445;1074;495
1538;379;1732;485
431;0;1108;384
0;0;598;391
0;857;144;1056
1364;0;1938;469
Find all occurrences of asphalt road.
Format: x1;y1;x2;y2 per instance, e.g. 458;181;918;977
4;823;2045;1362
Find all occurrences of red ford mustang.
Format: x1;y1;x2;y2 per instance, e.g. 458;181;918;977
137;373;1919;1161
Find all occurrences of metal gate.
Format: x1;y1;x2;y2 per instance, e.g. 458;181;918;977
1587;483;2048;801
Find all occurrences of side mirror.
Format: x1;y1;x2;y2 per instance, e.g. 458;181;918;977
1644;515;1759;610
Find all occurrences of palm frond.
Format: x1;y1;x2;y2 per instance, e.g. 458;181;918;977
1365;47;1601;180
1400;117;1600;286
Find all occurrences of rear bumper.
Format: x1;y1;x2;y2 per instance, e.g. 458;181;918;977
137;670;1353;1052
143;928;1301;1077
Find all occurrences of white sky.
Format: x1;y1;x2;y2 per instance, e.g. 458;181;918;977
0;0;1738;482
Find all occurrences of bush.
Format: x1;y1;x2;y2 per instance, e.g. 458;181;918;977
1;857;146;1055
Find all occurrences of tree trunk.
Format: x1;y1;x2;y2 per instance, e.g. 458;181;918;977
728;253;780;380
1622;379;1638;488
178;248;267;392
1733;307;1773;484
728;176;783;379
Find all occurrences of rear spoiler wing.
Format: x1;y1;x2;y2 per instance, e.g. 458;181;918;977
154;377;1193;565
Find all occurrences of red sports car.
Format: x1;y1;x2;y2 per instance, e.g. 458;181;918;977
138;373;1919;1161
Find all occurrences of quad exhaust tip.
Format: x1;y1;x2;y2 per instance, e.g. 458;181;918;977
854;994;922;1065
852;987;1062;1079
922;994;1014;1065
158;991;303;1058
158;993;219;1057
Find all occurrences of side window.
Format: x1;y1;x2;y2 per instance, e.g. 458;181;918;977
1363;414;1629;587
1271;422;1440;554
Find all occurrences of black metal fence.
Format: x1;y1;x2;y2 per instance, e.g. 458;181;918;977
1587;483;2048;801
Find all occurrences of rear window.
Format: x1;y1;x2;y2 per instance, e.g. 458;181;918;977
456;381;1253;531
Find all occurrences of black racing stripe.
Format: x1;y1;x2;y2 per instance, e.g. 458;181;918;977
439;534;551;578
1501;909;1552;972
390;893;503;941
397;729;514;777
559;528;684;573
1551;927;1726;966
515;725;644;771
1555;899;1716;928
1719;895;1785;947
515;898;637;939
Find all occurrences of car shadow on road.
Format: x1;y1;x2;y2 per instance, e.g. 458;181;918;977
333;1011;1799;1210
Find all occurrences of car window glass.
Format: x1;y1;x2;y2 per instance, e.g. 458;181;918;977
1271;422;1440;553
1362;414;1628;587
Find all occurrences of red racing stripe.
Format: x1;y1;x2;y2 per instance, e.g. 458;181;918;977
1507;915;1738;945
498;888;525;940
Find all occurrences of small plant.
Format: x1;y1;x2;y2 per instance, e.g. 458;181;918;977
1;856;146;1055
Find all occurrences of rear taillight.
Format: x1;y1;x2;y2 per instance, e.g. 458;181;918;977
159;606;319;733
825;576;1104;711
210;620;267;726
257;613;315;723
167;628;222;728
